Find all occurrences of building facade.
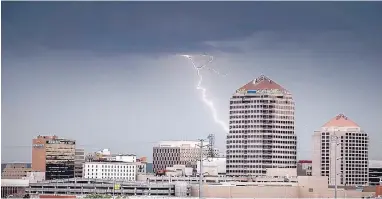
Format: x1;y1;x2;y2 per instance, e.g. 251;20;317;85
32;135;76;180
226;75;297;177
83;161;137;181
1;163;32;179
153;141;208;172
312;114;369;186
112;154;137;162
197;157;227;176
27;178;190;197
369;160;382;186
297;160;312;176
75;148;85;178
1;179;29;198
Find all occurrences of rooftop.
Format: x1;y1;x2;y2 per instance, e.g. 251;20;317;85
369;160;382;168
157;140;208;148
114;154;136;156
85;160;136;164
322;114;359;127
1;179;30;187
238;75;287;91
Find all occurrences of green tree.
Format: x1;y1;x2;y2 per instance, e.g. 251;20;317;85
84;194;112;198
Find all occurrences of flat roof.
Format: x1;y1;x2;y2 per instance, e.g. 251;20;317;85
1;179;30;187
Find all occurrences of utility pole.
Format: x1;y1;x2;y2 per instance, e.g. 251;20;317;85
198;139;205;199
113;178;116;199
207;134;217;158
331;134;341;199
197;136;215;199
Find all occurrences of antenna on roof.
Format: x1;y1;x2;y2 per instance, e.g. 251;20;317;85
255;74;264;83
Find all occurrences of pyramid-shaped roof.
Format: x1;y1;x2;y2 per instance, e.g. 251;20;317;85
238;75;287;91
322;114;359;127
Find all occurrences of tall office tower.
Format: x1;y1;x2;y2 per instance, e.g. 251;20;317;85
226;75;297;177
312;114;369;186
32;135;76;180
153;141;209;172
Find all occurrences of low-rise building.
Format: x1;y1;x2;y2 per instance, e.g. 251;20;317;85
1;179;29;198
1;163;32;179
83;161;137;181
369;160;382;186
137;168;376;198
165;165;193;177
27;178;191;197
297;160;312;176
153;140;209;172
197;157;226;176
22;171;45;183
108;154;148;174
86;149;112;162
112;154;137;163
136;159;147;174
190;178;376;198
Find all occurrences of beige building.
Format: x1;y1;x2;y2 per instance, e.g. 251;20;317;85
297;160;312;176
188;168;375;198
153;141;209;172
312;114;369;186
190;177;376;198
1;163;32;179
227;75;297;176
1;179;29;198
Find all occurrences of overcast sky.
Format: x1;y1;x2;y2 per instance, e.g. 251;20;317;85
2;2;382;162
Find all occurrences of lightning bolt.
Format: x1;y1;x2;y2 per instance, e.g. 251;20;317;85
180;54;229;133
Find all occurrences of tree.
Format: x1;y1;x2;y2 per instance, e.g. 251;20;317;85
84;194;112;198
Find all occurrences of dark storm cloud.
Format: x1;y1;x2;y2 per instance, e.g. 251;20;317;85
2;2;382;54
2;1;382;162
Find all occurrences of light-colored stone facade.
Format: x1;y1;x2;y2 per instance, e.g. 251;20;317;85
312;114;369;186
227;75;297;176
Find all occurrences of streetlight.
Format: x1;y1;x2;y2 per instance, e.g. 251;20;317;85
331;135;342;199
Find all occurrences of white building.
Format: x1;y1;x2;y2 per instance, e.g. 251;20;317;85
197;157;226;176
97;148;111;156
22;172;45;183
109;154;147;174
312;114;369;186
165;165;193;177
226;75;297;177
83;161;137;181
109;154;137;163
153;140;209;172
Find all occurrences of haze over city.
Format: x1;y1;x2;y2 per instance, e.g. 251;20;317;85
2;1;382;163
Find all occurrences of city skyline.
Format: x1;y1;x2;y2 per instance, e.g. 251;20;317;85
2;2;382;162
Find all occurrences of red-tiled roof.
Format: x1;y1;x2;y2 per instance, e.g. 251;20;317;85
238;75;286;91
322;114;359;127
